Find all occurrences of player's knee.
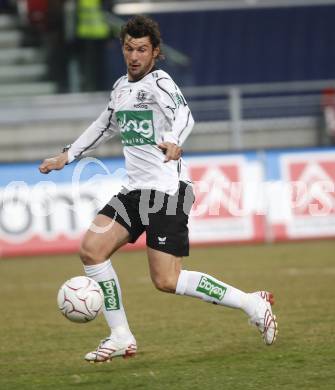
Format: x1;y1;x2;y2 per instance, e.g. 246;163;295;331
79;242;105;265
152;275;177;293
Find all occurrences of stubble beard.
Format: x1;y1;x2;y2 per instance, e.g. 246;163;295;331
128;61;154;81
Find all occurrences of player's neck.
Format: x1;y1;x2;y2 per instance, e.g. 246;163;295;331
128;65;158;83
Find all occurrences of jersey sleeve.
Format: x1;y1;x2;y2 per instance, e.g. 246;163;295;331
155;77;194;146
66;97;118;163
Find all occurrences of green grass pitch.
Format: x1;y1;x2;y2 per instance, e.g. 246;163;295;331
1;241;335;390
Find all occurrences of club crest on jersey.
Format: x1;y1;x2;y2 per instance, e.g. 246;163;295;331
134;89;150;109
136;90;147;102
116;110;156;146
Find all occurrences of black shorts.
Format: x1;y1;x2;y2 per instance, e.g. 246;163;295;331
98;181;195;257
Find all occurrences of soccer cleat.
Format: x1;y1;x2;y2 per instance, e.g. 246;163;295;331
85;335;137;363
249;291;278;345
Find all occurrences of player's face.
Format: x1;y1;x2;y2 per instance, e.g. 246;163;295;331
123;35;159;81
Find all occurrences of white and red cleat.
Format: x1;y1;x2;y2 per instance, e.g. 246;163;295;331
249;291;278;345
85;335;137;363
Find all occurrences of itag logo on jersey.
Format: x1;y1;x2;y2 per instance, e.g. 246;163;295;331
116;110;155;146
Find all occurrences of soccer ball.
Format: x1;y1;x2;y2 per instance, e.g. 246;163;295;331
57;276;104;323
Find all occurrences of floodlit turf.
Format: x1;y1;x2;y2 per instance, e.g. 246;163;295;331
1;241;335;390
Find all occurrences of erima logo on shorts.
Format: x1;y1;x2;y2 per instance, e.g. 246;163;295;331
158;236;166;245
99;279;120;311
116;110;155;146
196;276;227;301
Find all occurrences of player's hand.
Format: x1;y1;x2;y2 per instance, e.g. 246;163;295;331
158;142;182;162
39;152;68;174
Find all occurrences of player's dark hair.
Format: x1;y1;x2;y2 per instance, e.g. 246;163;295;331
120;15;164;59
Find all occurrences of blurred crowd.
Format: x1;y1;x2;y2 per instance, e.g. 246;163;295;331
0;0;15;12
0;0;118;92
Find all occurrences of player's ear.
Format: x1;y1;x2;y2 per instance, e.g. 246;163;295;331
153;46;160;59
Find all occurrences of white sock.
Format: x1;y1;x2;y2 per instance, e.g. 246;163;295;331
175;270;255;317
84;259;132;338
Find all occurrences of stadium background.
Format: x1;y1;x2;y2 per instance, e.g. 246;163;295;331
1;1;335;389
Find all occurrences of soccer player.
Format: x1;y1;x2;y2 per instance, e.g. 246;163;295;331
39;15;278;362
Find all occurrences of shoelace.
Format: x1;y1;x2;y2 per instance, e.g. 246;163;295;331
98;338;112;349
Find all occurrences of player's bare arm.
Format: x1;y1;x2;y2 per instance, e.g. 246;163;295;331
158;142;182;162
39;151;68;174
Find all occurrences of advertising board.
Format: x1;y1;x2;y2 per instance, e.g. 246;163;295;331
0;148;334;257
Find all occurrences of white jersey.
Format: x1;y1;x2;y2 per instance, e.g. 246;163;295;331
67;69;194;195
